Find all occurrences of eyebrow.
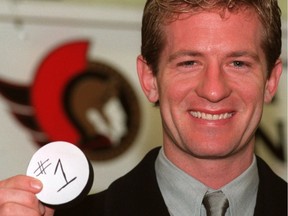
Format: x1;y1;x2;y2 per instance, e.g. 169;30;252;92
168;50;261;63
226;51;260;62
168;50;203;63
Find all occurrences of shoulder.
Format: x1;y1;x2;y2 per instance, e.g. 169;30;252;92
54;191;106;216
55;147;167;216
254;156;287;216
256;156;287;189
103;147;167;215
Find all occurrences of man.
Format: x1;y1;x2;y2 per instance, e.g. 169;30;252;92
0;0;286;215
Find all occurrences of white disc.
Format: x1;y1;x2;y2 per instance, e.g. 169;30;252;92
26;141;93;208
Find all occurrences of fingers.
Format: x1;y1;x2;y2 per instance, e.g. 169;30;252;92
0;188;41;210
0;202;43;216
0;175;54;216
44;207;55;216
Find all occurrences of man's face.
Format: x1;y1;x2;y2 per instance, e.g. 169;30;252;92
137;9;282;161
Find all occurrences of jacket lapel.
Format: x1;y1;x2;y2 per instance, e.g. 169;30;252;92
106;147;170;216
253;157;287;216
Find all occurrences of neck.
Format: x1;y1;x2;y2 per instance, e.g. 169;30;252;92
164;143;254;189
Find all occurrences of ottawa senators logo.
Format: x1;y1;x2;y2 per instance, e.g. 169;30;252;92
0;40;141;160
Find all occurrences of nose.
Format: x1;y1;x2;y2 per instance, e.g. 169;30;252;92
195;64;231;102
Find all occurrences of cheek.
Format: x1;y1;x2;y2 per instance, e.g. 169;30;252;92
160;78;195;104
158;81;189;125
232;74;266;100
236;80;266;118
246;82;265;102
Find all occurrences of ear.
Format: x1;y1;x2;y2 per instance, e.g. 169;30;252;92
264;59;282;103
136;55;159;103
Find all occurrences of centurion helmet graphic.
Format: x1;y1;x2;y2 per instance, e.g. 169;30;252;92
0;40;141;160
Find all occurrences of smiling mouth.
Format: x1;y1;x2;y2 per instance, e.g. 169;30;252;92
190;111;233;120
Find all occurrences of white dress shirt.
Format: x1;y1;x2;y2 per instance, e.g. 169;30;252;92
155;148;259;216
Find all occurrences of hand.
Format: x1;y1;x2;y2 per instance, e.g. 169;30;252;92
0;175;54;216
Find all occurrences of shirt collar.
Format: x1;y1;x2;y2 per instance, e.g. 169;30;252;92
222;155;259;216
155;147;259;216
155;148;208;216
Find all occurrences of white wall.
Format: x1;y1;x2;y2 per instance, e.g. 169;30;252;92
0;1;163;192
0;1;286;195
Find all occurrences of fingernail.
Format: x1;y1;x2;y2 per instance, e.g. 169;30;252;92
31;179;42;190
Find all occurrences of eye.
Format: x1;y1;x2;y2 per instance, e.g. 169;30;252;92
177;60;197;67
225;60;253;74
233;61;243;67
232;61;246;68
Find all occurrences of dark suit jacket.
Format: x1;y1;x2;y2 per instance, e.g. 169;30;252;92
55;147;287;216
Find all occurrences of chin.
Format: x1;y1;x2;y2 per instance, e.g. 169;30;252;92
186;146;236;160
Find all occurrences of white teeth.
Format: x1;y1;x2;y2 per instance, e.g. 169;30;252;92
190;111;232;120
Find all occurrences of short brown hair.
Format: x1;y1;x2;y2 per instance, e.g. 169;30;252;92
141;0;282;76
